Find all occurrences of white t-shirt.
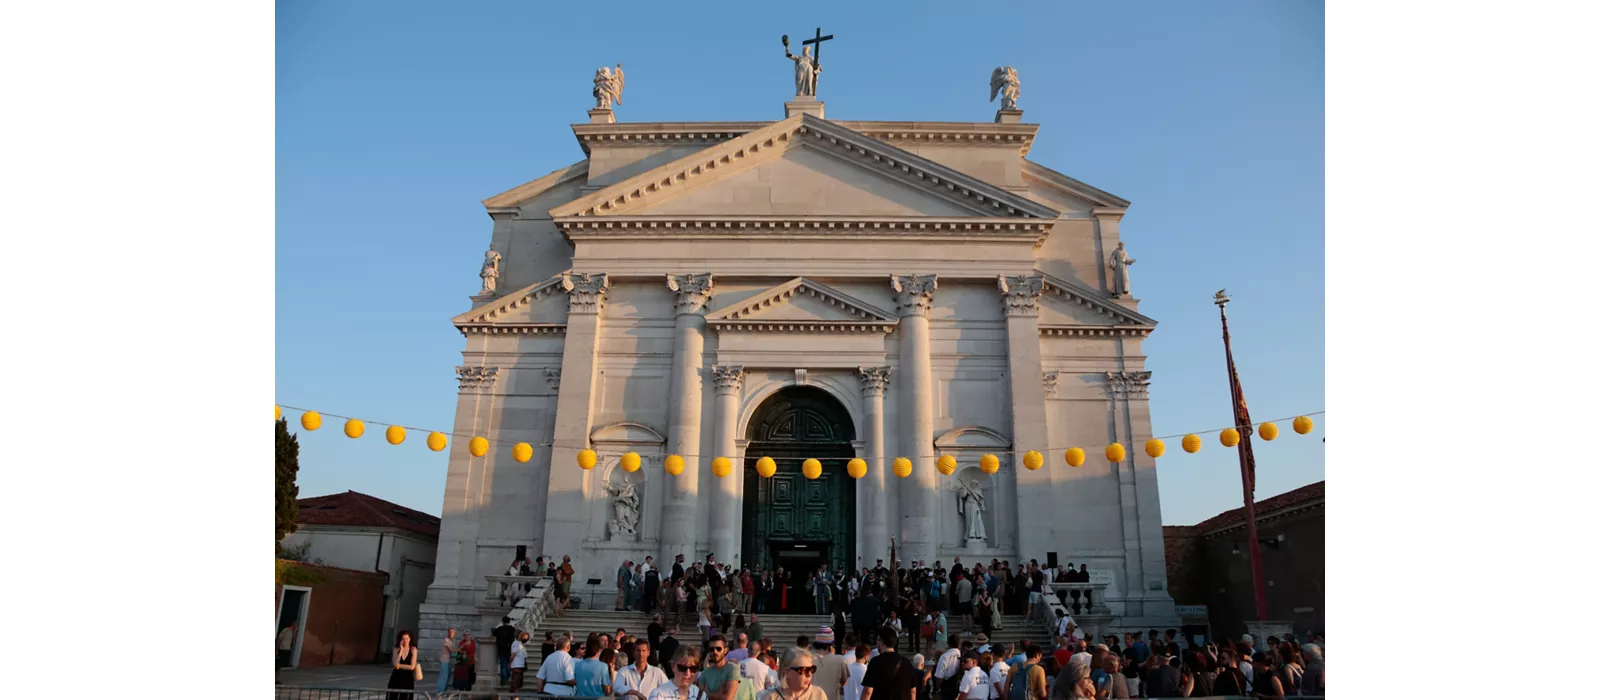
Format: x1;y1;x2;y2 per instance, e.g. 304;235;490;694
988;660;1009;697
934;649;962;680
511;641;527;669
740;658;777;693
616;663;671;699
648;684;706;700
959;666;990;700
538;649;577;696
844;662;868;700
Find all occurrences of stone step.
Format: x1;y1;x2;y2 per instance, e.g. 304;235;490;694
529;611;1054;651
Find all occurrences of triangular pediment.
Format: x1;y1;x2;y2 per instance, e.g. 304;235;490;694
451;272;570;333
550;114;1060;220
706;278;897;333
1037;272;1159;328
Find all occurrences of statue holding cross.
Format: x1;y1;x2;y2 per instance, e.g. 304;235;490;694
781;28;833;97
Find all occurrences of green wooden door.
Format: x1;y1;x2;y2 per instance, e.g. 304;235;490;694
741;387;856;575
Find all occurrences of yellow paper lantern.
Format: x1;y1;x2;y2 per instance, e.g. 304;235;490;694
847;458;867;479
1065;447;1086;467
1293;416;1314;435
275;405;281;421
344;418;365;439
512;442;533;463
756;456;777;478
427;431;448;452
664;454;685;476
979;454;1000;474
468;436;488;457
1145;439;1165;458
711;456;732;478
1220;428;1240;447
936;454;958;475
621;452;642;472
301;411;322;431
1181;434;1201;453
1105;442;1126;463
577;448;597;469
1022;451;1044;471
1258;422;1279;441
893;457;913;478
802;458;822;480
386;425;406;445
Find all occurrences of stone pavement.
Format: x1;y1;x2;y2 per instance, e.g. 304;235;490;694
277;663;396;688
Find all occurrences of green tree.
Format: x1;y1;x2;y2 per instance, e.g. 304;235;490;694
276;417;301;547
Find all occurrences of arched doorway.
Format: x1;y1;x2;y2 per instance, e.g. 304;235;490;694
741;386;856;614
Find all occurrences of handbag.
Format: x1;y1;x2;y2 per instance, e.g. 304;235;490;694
920;617;935;638
411;651;424;682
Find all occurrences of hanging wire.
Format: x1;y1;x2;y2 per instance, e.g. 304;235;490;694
277;402;1323;468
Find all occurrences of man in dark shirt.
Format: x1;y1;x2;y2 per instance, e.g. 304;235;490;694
647;614;665;664
671;554;686;584
656;627;680;673
861;626;916;700
492;616;518;684
1141;655;1183;698
644;556;661;613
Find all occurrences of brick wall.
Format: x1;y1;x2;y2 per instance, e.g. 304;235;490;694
278;561;390;667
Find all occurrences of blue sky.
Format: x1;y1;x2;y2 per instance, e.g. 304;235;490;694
276;0;1324;526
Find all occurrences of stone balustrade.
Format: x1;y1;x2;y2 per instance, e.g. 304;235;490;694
482;574;550;609
1048;580;1112;617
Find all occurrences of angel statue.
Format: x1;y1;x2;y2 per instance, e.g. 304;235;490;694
593;64;624;110
478;248;502;295
989;66;1021;111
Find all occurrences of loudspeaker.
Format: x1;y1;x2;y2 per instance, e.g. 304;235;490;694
1046;552;1059;569
516;545;527;561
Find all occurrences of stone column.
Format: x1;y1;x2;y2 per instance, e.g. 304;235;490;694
999;274;1053;560
892;274;938;566
544;273;610;556
710;365;745;565
857;366;891;563
662;273;713;563
1110;370;1173;616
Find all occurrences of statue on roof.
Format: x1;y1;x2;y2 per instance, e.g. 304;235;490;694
990;66;1021;111
479;248;503;295
782;36;822;97
593;64;624;110
1109;241;1137;298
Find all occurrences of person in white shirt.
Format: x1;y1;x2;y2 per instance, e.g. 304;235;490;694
617;639;671;700
510;631;531;693
843;646;868;700
933;637;963;700
987;652;1009;699
740;645;777;694
537;634;578;696
956;653;989;700
650;646;708;700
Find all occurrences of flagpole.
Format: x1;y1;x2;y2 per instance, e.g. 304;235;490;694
1215;290;1268;622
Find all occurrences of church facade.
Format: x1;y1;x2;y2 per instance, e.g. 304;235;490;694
420;80;1177;638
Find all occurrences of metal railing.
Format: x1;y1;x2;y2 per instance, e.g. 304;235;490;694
276;688;616;700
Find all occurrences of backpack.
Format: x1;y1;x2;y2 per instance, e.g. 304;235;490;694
1008;662;1037;700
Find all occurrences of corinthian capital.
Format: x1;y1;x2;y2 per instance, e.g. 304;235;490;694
1105;371;1153;399
456;365;500;392
891;274;938;317
857;366;892;397
712;365;745;395
997;274;1044;317
666;273;715;316
561;272;610;314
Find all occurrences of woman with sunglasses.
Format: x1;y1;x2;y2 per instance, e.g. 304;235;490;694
650;646;708;700
760;647;828;700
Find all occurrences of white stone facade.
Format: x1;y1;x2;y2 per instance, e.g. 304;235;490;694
420;108;1177;644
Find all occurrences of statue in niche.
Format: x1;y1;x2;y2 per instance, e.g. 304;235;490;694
606;476;641;537
957;477;987;543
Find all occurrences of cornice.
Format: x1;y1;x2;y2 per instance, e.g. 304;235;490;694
482;160;590;210
1038;272;1159;327
1038;325;1152;338
571;122;772;154
705;277;896;323
837;120;1041;157
1021;160;1131;209
707;320;896;335
456;323;567;337
452;273;571;329
560;216;1051;245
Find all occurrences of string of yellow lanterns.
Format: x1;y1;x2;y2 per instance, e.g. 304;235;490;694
275;404;1317;476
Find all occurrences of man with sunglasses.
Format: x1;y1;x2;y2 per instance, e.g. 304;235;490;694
698;635;745;700
651;647;707;700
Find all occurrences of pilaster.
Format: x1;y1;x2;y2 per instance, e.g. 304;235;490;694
543;272;610;559
1109;370;1173;615
662;273;713;563
998;273;1052;562
857;366;891;564
710;364;745;565
1105;370;1154;613
891;274;938;566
